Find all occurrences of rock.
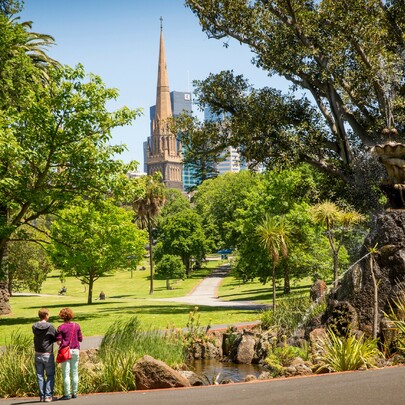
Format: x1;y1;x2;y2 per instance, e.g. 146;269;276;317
244;374;257;382
178;370;204;386
310;280;328;303
323;300;359;336
258;371;272;380
0;282;10;315
132;355;191;390
231;331;256;364
309;328;327;365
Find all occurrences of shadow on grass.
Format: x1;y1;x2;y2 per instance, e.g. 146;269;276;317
1;302;261;329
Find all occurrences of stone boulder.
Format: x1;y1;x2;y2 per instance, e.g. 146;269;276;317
230;330;256;364
178;370;204;386
132;355;191;390
309;328;327;365
0;282;10;315
310;280;328;303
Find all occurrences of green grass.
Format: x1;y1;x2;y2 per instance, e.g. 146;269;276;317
1;259;265;346
218;269;314;302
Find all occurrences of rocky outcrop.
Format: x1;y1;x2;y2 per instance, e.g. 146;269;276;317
0;282;10;315
132;355;191;390
327;210;405;336
310;280;328;303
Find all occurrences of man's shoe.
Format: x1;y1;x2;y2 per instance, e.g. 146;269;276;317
59;396;71;400
71;395;77;399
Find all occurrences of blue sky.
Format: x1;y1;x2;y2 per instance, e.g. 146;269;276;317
20;0;287;169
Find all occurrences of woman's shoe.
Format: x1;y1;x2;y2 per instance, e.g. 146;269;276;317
71;395;77;399
59;396;71;400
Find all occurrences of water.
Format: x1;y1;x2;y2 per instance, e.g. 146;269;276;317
189;359;264;383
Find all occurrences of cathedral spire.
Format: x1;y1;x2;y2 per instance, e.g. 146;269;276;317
155;17;172;121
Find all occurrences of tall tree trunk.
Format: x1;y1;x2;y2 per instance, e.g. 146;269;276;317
184;256;191;277
166;279;171;290
369;254;379;338
87;274;94;305
283;263;290;294
333;250;339;288
148;221;154;295
272;263;276;314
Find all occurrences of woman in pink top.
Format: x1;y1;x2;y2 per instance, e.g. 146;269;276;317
56;307;83;400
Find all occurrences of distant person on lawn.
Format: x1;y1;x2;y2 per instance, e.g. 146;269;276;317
32;308;56;402
56;307;83;400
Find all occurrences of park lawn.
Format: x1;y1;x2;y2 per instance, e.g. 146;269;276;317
218;268;315;302
0;258;264;346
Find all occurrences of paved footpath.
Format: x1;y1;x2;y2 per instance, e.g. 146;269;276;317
153;263;269;310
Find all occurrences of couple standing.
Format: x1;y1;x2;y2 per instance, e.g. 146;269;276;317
32;307;83;402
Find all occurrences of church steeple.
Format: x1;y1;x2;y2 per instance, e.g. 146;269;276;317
155;17;172;122
145;18;183;192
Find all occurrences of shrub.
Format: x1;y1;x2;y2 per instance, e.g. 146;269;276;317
384;293;405;355
317;328;381;372
264;338;308;377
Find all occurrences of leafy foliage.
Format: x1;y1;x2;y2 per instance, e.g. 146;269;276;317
49;199;146;304
155;254;186;290
317;328;381;372
185;0;405;206
156;208;210;276
7;221;54;294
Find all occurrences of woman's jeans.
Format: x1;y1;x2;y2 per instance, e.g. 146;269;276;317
35;352;55;400
61;349;80;396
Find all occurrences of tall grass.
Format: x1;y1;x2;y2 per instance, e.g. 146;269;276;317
0;317;186;398
97;316;185;392
260;294;323;336
0;331;38;398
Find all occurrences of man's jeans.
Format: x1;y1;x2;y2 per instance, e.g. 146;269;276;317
35;352;55;400
61;349;80;397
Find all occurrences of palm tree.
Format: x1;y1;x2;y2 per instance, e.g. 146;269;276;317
257;214;290;313
132;173;166;294
7;16;61;82
310;201;365;288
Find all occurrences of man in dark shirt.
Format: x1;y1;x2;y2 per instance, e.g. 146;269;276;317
32;308;56;402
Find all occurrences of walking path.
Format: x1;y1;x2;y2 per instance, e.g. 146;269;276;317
152;263;269;310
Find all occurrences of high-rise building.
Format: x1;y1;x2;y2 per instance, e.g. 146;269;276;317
204;107;246;175
145;20;183;191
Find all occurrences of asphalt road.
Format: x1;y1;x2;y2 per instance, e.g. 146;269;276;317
1;366;405;405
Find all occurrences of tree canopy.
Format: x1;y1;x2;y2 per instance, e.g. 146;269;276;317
49;199;146;304
0;63;141;278
185;0;405;203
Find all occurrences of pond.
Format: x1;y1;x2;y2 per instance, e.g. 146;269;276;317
189;359;265;383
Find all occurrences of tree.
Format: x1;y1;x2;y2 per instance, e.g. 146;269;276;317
257;214;291;313
157;209;209;277
193;171;261;249
49;199;146;304
132;173;166;294
7;221;54;295
155;254;186;290
170;113;227;190
185;0;405;198
0;64;141;311
310;201;365;288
